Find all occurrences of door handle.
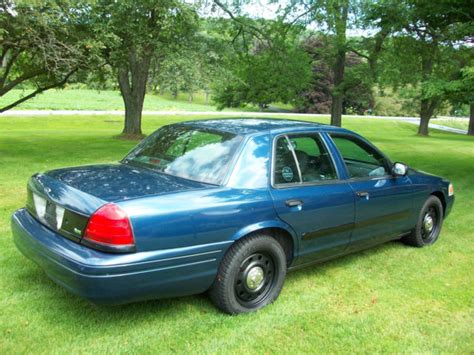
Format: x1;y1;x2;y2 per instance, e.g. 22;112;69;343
285;199;304;207
356;191;370;198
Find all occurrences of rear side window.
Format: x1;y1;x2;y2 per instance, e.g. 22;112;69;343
124;126;242;185
273;134;337;185
330;135;389;178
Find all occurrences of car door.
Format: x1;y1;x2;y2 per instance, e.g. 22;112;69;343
327;133;415;250
269;132;355;266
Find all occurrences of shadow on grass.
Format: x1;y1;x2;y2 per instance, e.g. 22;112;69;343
16;239;404;324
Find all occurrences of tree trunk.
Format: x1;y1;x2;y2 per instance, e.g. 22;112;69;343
329;0;348;127
117;48;152;136
418;98;437;136
468;103;474;136
205;91;210;105
188;92;193;103
418;45;437;136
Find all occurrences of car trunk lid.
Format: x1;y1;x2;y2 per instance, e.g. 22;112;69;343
27;164;211;244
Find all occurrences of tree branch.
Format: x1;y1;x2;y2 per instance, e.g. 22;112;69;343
0;69;77;113
212;0;267;41
349;47;370;60
0;68;45;96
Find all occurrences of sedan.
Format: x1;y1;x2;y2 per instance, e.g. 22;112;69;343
12;118;454;314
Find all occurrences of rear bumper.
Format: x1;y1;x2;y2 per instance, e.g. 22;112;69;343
12;208;230;304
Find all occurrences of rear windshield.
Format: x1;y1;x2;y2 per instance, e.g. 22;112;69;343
123;125;243;185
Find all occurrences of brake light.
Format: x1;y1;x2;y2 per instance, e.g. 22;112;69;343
84;203;135;248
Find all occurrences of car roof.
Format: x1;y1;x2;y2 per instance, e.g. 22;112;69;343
177;118;351;135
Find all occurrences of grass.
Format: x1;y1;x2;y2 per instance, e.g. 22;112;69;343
0;114;473;353
0;89;291;113
432;117;470;131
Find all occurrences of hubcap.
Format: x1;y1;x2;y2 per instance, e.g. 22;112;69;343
234;252;276;306
421;206;438;241
246;266;264;290
423;214;434;233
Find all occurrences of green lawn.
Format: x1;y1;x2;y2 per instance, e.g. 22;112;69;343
432;118;470;131
0;114;473;353
0;89;290;113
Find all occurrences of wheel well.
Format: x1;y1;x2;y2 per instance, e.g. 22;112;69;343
431;191;446;216
246;227;295;265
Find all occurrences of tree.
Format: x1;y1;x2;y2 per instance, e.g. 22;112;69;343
445;65;474;136
212;19;312;110
366;0;473;135
277;0;379;126
298;34;374;115
0;0;93;112
90;0;197;137
150;20;229;104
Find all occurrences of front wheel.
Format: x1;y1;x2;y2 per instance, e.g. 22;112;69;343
402;195;444;247
209;233;287;314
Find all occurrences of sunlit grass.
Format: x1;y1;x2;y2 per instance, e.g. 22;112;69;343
0;114;473;353
0;89;291;113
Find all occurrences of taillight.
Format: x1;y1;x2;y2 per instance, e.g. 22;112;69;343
83;203;135;251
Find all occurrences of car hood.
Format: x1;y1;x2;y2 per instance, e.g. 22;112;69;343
45;163;211;202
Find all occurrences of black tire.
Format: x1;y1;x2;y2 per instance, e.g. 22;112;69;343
402;195;444;247
209;233;287;314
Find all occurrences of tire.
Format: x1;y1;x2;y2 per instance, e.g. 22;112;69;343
209;233;287;314
402;195;444;247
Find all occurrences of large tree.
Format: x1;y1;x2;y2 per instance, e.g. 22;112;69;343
445;65;474;136
367;0;473;135
277;0;380;126
0;0;93;112
211;19;312;111
90;0;197;137
298;34;374;115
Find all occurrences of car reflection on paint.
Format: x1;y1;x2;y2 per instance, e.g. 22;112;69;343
12;118;454;314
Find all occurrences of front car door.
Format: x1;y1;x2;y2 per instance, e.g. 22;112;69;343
326;133;416;250
269;131;355;266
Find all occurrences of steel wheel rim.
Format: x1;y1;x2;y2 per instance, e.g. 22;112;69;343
421;206;439;242
234;252;276;307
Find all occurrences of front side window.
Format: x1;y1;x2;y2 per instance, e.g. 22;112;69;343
330;134;389;178
123;125;242;185
273;134;337;185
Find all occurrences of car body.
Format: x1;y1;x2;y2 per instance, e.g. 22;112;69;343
12;118;454;313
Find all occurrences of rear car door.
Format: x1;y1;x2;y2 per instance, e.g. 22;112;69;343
269;132;355;266
327;133;415;250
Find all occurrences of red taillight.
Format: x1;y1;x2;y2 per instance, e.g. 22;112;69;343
84;203;135;247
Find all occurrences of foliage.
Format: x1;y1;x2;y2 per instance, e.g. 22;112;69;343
150;20;230;103
365;0;474;134
0;0;96;112
85;0;199;135
297;34;374;115
212;19;312;110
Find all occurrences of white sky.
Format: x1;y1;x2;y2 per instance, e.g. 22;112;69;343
204;1;373;37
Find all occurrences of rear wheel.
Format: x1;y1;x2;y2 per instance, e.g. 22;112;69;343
402;195;443;247
209;233;287;314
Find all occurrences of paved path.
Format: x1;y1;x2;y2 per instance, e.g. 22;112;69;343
0;109;468;135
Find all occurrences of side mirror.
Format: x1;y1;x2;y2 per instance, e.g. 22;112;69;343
392;162;408;176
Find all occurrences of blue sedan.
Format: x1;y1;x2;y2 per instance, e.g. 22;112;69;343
12;118;454;314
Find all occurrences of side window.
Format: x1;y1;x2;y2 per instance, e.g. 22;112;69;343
274;137;299;184
274;134;337;185
330;135;389;178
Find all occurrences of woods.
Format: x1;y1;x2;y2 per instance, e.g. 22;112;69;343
1;0;473;135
